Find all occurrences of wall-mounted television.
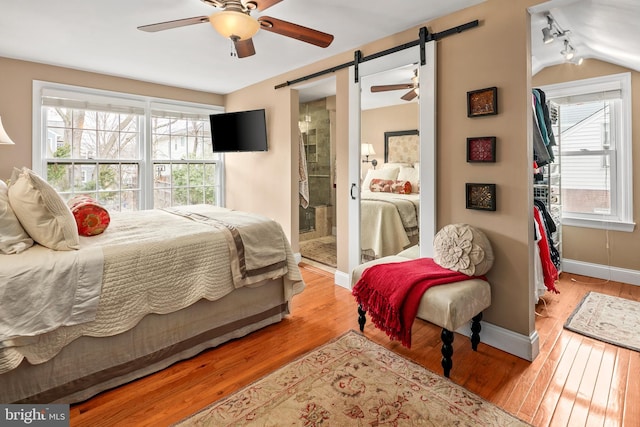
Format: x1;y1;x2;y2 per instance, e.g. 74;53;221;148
209;109;268;152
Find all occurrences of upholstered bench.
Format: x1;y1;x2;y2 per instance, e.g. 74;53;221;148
351;244;492;378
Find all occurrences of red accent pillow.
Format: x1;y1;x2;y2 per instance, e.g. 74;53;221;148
391;180;412;194
67;195;110;236
369;179;412;194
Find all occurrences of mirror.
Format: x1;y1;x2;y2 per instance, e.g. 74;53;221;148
348;42;436;275
360;64;420;263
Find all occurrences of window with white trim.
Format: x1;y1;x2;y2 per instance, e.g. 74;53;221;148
33;81;224;211
541;73;635;232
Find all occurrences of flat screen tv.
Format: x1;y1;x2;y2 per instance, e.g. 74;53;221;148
209;109;268;152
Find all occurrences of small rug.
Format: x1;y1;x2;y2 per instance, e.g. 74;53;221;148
175;331;529;426
300;235;336;267
564;291;640;352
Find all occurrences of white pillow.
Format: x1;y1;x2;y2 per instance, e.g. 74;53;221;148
362;168;399;191
397;167;420;193
0;179;34;254
433;223;494;276
8;167;79;251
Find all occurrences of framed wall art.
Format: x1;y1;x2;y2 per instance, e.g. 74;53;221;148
467;136;496;162
466;183;496;211
467;87;498;117
384;129;419;164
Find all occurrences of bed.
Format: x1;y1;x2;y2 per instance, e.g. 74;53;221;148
0;201;304;404
361;189;419;259
360;161;420;260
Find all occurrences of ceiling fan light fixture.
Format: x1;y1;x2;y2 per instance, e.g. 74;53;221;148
209;10;259;40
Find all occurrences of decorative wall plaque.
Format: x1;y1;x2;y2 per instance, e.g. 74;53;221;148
466;183;496;211
467;137;496;162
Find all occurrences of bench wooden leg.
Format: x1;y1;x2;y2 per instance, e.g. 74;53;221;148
440;328;454;378
471;312;482;351
357;305;367;332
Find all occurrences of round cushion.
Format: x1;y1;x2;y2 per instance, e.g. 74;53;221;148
433;223;494;276
68;195;110;236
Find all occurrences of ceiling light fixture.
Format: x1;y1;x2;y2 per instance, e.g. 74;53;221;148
541;14;569;45
561;39;575;60
0;116;15;145
541;13;583;66
209;5;259;41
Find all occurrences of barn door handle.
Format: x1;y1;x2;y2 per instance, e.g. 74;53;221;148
350;183;358;200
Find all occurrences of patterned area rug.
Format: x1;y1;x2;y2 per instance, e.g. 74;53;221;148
299;235;336;268
564;291;640;352
175;331;529;426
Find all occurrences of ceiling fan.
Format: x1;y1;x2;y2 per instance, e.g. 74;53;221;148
370;70;419;101
137;0;334;58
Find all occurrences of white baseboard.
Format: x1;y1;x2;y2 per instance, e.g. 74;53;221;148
334;270;351;289
294;252;302;265
456;321;540;362
562;259;640;286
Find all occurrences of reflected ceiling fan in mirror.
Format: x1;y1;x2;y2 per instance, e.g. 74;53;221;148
137;0;334;58
370;70;419;101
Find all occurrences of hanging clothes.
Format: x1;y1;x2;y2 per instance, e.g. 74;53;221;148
534;206;559;294
532;104;551;167
532;89;555;164
534;199;560;270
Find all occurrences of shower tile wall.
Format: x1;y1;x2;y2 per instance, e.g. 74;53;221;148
299;99;333;237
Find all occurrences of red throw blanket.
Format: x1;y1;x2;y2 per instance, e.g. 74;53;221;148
352;258;482;348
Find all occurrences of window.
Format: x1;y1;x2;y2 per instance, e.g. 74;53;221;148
33;81;224;211
541;73;634;232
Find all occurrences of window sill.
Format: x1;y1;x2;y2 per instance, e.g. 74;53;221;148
562;217;636;232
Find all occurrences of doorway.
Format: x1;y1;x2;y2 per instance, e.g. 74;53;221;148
298;97;337;268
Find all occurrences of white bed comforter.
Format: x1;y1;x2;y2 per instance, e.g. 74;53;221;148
0;245;103;341
0;205;303;374
360;191;420;258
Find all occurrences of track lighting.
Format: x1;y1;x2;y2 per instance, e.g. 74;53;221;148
540;13;582;66
540;14;569;45
561;39;575;60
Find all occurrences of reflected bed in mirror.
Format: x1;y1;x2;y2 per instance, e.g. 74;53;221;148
360;129;420;262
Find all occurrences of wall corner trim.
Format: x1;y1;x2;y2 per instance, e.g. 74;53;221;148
334;270;351;289
457;322;540;362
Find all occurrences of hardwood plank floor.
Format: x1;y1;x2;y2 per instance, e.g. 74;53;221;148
70;264;640;426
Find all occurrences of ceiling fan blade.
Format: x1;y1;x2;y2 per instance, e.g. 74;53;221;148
401;89;418;101
137;16;210;32
370;84;414;93
258;16;334;48
251;0;283;11
234;38;256;58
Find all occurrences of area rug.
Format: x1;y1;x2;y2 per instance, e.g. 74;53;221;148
175;331;529;426
299;235;337;267
564;291;640;352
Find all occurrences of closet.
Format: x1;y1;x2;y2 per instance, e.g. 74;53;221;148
532;89;561;298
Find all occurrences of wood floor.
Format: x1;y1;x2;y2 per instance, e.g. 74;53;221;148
70;264;640;426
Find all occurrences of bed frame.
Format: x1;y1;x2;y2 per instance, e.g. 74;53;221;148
2;277;296;403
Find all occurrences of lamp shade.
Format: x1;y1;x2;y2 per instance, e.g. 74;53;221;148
0;116;15;145
209;10;260;40
361;143;375;156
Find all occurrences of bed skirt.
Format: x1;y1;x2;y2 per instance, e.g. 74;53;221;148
2;278;289;404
